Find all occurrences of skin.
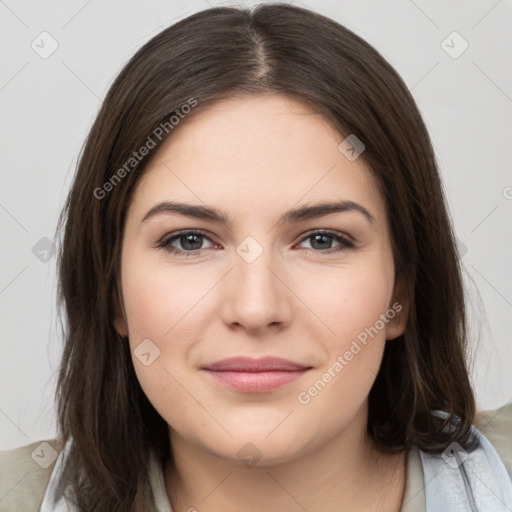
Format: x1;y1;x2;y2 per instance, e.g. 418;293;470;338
115;94;409;511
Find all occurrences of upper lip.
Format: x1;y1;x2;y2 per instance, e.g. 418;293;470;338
201;356;311;372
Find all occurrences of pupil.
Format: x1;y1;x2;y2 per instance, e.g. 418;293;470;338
182;234;202;250
311;234;331;250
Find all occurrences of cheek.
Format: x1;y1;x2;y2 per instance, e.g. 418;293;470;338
296;274;392;434
291;258;394;416
296;258;394;351
122;252;214;340
121;253;220;423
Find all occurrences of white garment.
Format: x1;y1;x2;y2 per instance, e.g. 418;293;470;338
420;427;512;511
41;426;512;512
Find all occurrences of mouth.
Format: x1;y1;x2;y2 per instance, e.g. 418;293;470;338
200;356;313;393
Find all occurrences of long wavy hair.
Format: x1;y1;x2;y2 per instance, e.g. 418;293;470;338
54;3;476;510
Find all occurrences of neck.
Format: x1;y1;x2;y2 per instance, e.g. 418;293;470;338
164;405;406;512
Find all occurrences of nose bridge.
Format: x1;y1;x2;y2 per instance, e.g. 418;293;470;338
223;234;291;330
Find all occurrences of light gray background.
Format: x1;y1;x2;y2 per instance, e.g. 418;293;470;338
1;0;511;450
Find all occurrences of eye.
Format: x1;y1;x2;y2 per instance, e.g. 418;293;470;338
157;230;219;257
296;230;355;253
157;229;354;257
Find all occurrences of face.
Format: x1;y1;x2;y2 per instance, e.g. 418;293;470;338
116;94;405;466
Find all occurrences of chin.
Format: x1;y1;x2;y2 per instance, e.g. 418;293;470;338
201;428;313;469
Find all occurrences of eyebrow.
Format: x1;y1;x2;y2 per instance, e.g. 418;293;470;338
141;200;375;226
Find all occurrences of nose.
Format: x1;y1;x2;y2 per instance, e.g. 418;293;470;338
220;243;294;335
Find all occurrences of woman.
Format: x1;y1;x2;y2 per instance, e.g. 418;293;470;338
1;4;511;511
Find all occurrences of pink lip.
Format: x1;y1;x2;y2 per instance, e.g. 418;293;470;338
201;357;312;393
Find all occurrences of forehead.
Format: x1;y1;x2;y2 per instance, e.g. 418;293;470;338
128;94;386;228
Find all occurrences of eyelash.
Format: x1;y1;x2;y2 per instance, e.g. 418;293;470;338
156;229;355;257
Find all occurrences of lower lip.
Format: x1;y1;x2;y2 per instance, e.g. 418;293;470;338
203;369;309;393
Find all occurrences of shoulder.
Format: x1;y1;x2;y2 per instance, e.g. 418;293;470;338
0;439;63;512
474;401;512;479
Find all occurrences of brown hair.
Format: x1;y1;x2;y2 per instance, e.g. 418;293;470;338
55;3;475;510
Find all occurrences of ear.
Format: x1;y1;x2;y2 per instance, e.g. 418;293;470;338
386;276;409;341
112;281;129;338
